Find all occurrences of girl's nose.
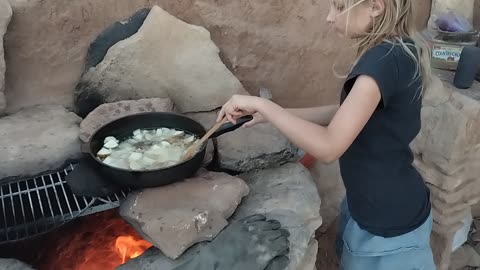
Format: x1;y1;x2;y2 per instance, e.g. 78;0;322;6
326;7;336;23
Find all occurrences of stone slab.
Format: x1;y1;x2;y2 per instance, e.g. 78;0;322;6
118;162;322;270
216;122;298;173
412;73;480;192
429;182;480;215
450;245;480;270
234;162;322;270
74;5;247;117
432;205;470;227
309;161;345;232
0;0;12;115
431;230;455;270
0;258;35;270
119;170;249;259
0;105;82;181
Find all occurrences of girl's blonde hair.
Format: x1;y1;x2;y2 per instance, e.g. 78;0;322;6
335;0;432;93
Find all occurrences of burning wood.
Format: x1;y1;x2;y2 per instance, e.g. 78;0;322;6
115;236;152;264
36;210;152;270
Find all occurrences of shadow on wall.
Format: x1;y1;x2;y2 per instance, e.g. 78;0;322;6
4;0;433;114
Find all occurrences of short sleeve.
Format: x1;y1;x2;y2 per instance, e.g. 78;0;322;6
344;44;399;108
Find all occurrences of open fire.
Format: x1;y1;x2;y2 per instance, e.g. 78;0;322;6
34;210;152;270
115;236;152;264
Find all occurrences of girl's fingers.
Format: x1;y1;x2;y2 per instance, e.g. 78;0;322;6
217;106;226;122
226;113;237;124
243;116;259;128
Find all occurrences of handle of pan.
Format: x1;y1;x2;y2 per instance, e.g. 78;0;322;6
210;115;254;138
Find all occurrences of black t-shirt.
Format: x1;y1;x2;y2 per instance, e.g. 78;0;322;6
339;40;431;238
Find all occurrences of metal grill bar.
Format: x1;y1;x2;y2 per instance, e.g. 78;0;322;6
0;164;128;243
1;188;7;241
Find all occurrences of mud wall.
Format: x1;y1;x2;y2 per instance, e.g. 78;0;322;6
4;0;432;114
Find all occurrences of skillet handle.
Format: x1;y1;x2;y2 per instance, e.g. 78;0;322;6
210;115;254;138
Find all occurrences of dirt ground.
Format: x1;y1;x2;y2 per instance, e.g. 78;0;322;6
315;220;340;270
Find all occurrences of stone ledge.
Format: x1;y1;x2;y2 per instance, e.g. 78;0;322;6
0;105;82;182
412;71;480;192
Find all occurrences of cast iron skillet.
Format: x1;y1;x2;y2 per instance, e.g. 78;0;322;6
83;112;252;188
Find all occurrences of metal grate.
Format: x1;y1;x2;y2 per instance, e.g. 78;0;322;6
0;164;128;243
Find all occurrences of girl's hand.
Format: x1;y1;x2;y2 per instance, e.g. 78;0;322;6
216;95;264;124
242;112;266;128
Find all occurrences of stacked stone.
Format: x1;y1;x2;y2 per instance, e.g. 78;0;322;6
412;71;480;270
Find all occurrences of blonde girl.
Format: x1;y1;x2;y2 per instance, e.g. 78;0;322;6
217;0;435;269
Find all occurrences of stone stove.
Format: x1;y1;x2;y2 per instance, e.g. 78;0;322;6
0;0;477;269
0;4;320;270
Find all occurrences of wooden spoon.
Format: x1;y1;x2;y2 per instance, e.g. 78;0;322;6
182;116;228;161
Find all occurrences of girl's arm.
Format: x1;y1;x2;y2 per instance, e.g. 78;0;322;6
256;75;381;163
286;105;339;126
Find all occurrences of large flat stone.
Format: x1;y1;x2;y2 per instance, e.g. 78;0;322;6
412;73;480;192
119;170;249;259
74;5;247;117
432;205;470;227
217;121;299;172
185;110;299;171
0;0;12;115
0;258;34;270
432;196;480;216
0;105;82;181
431;230;456;270
309;161;345;232
116;245;203;270
79;98;175;142
450;245;480;270
429;181;480;214
118;163;321;270
233;162;322;270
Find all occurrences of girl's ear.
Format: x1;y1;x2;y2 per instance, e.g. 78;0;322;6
370;0;385;18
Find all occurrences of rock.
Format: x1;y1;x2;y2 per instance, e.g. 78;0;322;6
119;169;249;259
188;110;299;173
471;219;480;241
233;162;322;270
4;0;430;114
432;206;470;227
217;122;298;172
473;203;480;218
428;182;480;215
117;244;207;270
79;98;175;142
297;239;319;270
184;111;218;130
202;141;215;167
411;75;480;192
0;0;12;115
118;163;321;270
0;105;82;181
85;8;151;70
450;245;480;270
74;5;247;117
309;161;345;232
0;258;35;270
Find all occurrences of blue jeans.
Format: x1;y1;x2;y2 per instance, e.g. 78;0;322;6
336;199;435;270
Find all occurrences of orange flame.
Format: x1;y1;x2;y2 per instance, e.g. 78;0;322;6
36;210;153;270
115;235;153;264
